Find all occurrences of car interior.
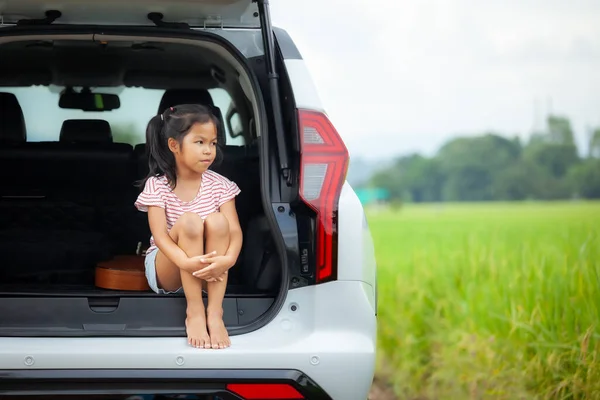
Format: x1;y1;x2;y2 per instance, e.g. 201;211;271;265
0;37;280;298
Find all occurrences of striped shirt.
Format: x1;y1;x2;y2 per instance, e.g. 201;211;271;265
134;170;241;255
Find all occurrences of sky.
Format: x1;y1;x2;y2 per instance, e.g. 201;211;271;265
270;0;600;161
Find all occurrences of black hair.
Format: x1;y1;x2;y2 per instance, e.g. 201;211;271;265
139;103;222;189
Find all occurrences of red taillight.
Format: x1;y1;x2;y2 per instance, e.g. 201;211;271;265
226;383;304;399
298;109;350;283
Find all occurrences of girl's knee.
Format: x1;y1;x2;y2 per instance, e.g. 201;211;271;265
204;212;229;237
176;212;204;238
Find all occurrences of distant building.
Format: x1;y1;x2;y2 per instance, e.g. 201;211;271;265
355;187;390;206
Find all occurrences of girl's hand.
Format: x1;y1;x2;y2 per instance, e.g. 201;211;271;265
182;251;215;272
204;271;228;283
192;254;235;281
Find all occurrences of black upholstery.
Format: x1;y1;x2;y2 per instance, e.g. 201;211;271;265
0;229;113;283
157;89;226;145
0;200;96;231
60;119;113;143
0;92;26;143
0;118;140;283
0;94;269;289
0;140;134;195
158;89;215;114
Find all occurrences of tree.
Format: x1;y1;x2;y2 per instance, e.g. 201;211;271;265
547;115;575;146
364;115;591;203
568;159;600;199
396;155;444;202
522;141;579;179
370;162;405;201
493;161;538;200
369;154;444;202
436;134;521;201
589;128;600;159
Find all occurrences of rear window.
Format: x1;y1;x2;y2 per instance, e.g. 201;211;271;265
4;86;244;146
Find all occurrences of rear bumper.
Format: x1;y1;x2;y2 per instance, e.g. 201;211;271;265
0;368;331;399
0;281;376;400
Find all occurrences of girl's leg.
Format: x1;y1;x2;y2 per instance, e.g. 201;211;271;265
203;212;231;349
155;212;210;349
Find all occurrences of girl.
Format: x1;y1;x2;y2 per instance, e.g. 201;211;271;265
135;104;242;350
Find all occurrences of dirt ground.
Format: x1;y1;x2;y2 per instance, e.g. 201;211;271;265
369;376;398;400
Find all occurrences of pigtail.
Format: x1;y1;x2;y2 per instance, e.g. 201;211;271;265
140;110;177;188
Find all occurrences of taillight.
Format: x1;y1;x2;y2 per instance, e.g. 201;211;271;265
298;109;350;283
227;383;304;399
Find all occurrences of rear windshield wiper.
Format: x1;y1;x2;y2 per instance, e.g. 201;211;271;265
147;12;190;29
17;10;62;26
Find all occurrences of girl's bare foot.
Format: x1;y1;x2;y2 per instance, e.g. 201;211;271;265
207;309;230;349
186;304;210;348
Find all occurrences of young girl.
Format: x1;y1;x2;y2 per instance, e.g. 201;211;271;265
135;104;242;350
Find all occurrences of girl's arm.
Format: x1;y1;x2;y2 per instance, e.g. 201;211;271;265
147;206;194;272
192;200;243;280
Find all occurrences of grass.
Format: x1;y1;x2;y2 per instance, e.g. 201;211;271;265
369;201;600;400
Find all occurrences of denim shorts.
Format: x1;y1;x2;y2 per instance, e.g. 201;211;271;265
144;250;184;294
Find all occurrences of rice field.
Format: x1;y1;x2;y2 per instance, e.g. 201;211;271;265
369;201;600;400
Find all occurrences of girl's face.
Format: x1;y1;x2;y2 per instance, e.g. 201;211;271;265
168;121;218;175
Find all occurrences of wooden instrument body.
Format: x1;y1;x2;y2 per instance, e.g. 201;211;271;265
95;255;150;291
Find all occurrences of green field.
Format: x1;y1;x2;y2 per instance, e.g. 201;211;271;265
369;202;600;400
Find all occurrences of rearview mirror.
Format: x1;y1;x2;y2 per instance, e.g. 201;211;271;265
59;89;120;112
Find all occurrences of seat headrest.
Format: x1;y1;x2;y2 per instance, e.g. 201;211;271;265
60;119;112;143
158;89;215;114
158;89;226;145
0;92;27;143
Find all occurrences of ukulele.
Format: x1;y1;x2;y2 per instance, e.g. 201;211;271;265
95;243;150;291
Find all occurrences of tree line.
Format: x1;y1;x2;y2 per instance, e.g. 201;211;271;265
366;115;600;202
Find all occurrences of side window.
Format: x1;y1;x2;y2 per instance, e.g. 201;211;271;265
209;88;245;146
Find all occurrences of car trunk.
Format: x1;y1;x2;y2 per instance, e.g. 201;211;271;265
0;0;293;336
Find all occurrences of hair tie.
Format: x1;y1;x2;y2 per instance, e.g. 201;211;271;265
160;114;164;121
170;107;174;111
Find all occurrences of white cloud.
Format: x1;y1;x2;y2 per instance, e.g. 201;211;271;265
270;0;600;160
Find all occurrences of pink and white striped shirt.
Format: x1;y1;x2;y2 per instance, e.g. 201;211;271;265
134;170;241;255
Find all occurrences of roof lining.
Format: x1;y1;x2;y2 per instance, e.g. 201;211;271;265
0;32;261;137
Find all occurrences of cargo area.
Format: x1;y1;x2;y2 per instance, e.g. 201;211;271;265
0;32;284;336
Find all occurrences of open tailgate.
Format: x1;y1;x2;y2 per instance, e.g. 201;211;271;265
0;0;260;27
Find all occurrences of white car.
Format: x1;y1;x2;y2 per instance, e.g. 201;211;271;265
0;1;378;399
